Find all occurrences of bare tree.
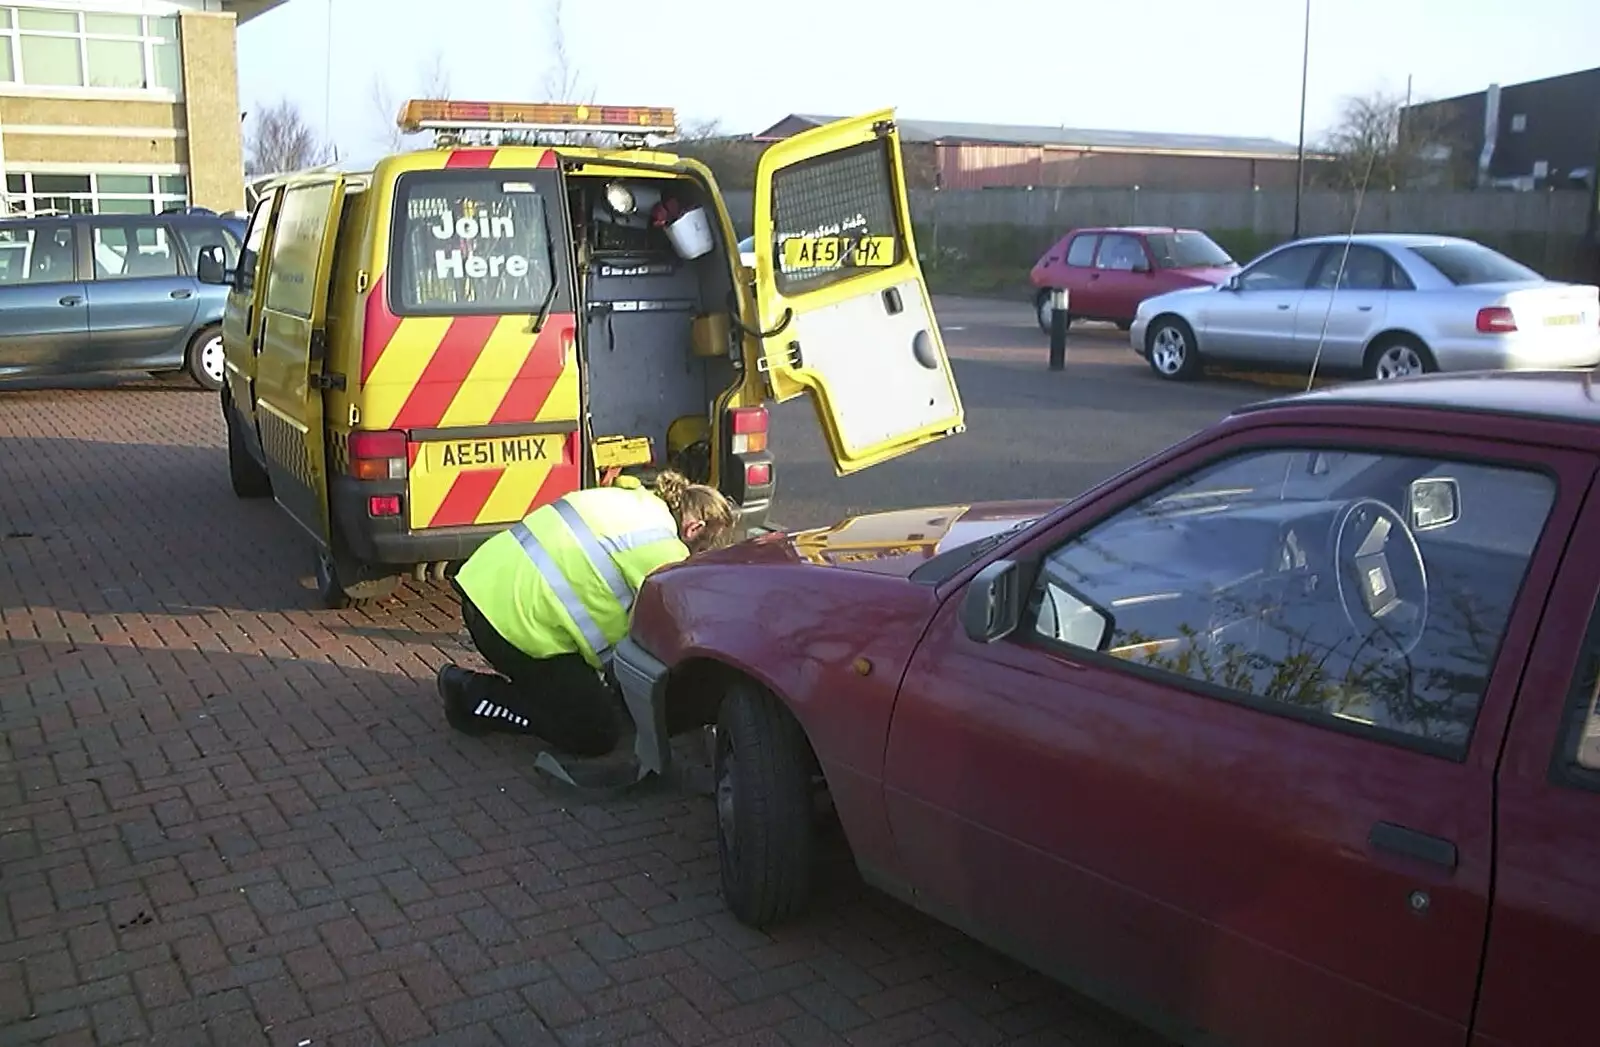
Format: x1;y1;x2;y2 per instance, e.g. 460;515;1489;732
245;99;333;177
541;0;586;103
671;118;762;190
1314;88;1473;191
368;49;453;154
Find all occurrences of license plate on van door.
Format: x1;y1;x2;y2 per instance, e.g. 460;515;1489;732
424;434;561;472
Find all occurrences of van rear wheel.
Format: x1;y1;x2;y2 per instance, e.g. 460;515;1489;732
315;547;398;610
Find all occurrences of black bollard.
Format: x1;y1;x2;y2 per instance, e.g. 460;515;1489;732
1048;287;1069;371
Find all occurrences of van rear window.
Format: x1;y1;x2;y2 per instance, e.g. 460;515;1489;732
391;170;563;316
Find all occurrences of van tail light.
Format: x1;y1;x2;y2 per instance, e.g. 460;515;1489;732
729;406;768;455
744;461;772;488
349;429;408;480
367;494;402;517
1476;306;1517;334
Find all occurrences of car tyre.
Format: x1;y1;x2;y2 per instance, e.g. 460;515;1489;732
715;680;815;928
1364;335;1435;382
186;325;225;391
224;399;273;499
1035;290;1072;335
1116;320;1133;332
314;546;398;610
1146;316;1201;381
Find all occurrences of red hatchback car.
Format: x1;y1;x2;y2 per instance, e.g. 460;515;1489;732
1030;225;1238;332
615;369;1600;1047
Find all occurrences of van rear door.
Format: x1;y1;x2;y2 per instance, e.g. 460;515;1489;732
751;110;965;476
254;175;346;546
362;158;581;532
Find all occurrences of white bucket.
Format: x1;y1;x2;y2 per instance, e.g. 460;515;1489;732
664;207;714;260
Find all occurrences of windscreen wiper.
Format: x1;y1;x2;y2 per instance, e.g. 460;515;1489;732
529;204;561;334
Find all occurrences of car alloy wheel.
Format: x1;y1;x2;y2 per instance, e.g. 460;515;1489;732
1037;294;1054;332
1373;342;1425;380
1151;325;1189;376
715;730;740;865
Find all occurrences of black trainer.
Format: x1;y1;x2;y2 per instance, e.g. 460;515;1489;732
438;663;493;736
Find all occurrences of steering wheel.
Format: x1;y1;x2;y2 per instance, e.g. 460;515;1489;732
1331;497;1429;658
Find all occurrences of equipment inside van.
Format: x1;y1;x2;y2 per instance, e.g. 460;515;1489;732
205;101;966;608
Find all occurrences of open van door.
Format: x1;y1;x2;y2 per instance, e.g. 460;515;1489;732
752;110;964;475
252;175;346;548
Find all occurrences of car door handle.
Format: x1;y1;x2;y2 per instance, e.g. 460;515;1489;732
170;289;193;300
1358;305;1373;312
1277;303;1291;310
59;294;83;307
1369;821;1458;869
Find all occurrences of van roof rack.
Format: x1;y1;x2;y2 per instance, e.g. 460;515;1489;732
397;99;677;148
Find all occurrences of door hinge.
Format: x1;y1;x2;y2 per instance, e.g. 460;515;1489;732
872;119;896;137
309;372;346;391
755;341;803;373
308;329;329;363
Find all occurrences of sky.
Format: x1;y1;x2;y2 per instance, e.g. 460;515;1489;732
236;0;1600;168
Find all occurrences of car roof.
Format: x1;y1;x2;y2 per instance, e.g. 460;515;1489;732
1286;233;1478;250
1073;226;1200;236
1237;369;1600;428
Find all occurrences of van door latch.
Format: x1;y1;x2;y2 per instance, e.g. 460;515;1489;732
309;372;346;391
755;341;803;373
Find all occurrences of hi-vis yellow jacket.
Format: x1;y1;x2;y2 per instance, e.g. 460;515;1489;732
455;477;689;670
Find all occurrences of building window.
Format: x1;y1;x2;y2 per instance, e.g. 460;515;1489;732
4;171;188;215
0;8;181;94
1510;113;1527;133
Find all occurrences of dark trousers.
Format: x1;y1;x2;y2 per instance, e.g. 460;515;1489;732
456;586;623;757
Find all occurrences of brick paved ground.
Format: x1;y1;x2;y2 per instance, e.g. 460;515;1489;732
0;383;1172;1047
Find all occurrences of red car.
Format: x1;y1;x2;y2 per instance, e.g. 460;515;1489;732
1030;225;1238;332
615;369;1600;1047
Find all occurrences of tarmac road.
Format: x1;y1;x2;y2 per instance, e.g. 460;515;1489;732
766;296;1282;531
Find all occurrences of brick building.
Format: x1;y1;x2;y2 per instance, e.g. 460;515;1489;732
0;0;281;217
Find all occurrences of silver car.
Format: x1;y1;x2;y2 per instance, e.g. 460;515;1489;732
1129;234;1600;382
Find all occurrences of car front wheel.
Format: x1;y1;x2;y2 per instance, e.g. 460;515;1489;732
1147;317;1201;381
1035;290;1071;335
715;680;815;928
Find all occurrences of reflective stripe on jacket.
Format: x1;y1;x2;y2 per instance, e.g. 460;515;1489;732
455;480;688;669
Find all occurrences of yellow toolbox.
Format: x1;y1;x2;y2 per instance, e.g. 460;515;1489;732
592;435;654;469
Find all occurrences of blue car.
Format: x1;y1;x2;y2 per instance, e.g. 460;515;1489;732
0;207;243;389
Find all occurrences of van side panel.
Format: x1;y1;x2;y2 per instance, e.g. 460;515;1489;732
353;147;581;533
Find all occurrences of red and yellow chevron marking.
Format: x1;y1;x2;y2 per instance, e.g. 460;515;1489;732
354;143;581;531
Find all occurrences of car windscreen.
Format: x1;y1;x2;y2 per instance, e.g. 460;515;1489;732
390;169;566;316
1409;242;1541;286
1145;232;1234;269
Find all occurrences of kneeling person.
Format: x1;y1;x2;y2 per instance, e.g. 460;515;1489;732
440;470;739;756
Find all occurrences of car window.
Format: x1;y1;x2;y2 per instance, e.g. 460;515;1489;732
1239;245;1321;292
174;222;239;273
92;221;177;280
1065;234;1098;267
1146;232;1234;269
1311;245;1392;291
1410;242;1541;286
0;222;75;284
1026;447;1556;755
1096;234;1146;272
237;192;275;294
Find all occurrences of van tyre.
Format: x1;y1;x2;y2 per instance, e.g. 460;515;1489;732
225;402;273;499
1364;335;1435;382
715;680;815;928
1146;316;1201;381
315;547;398;610
187;325;225;391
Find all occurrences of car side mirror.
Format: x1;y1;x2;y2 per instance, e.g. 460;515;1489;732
1223;274;1241;292
196;245;229;286
1409;477;1460;531
1132;260;1152;274
961;559;1024;643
